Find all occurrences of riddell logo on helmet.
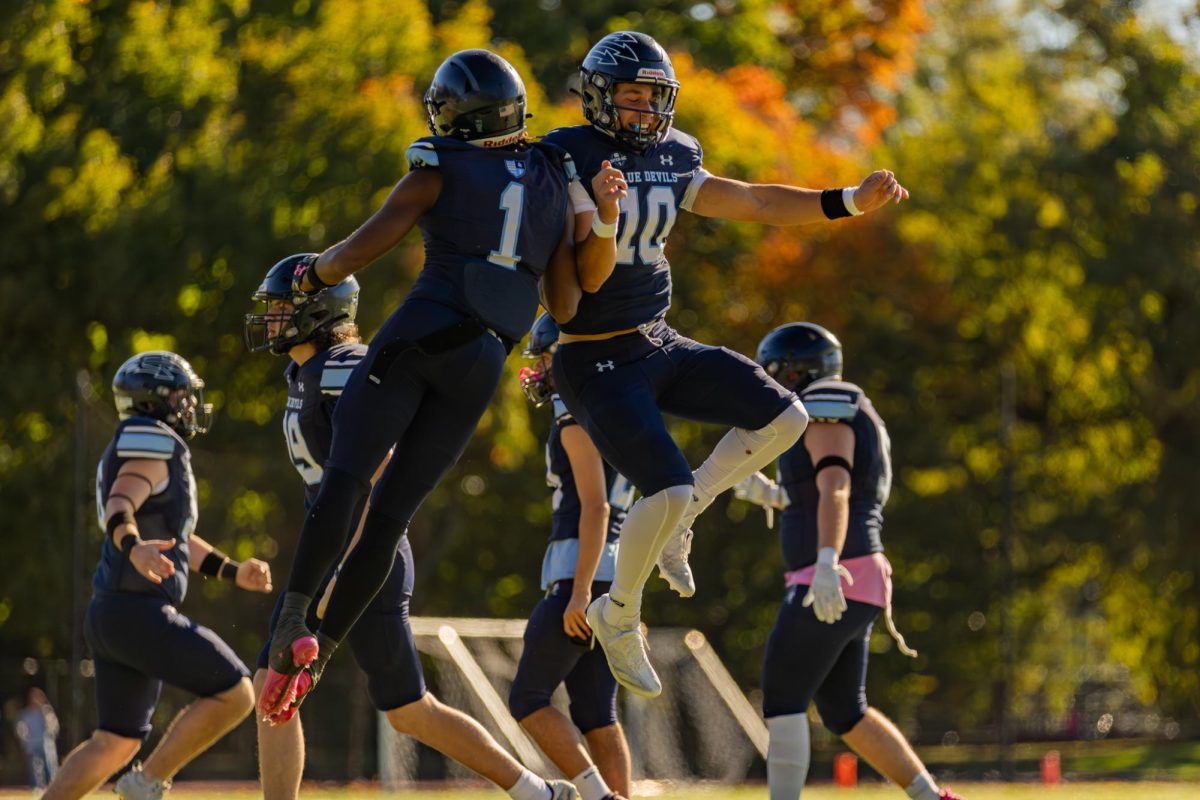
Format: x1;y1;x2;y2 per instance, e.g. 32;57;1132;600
637;67;668;79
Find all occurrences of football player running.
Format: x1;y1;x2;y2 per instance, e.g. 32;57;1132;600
508;312;633;800
542;31;909;697
258;49;617;800
734;323;963;800
44;353;271;800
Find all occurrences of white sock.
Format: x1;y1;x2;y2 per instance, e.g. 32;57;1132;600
507;768;551;800
606;484;692;622
692;401;808;510
905;771;940;800
767;712;811;800
572;765;612;800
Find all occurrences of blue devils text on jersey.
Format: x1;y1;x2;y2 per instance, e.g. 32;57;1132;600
778;379;892;569
406;136;576;342
93;417;198;605
542;125;708;335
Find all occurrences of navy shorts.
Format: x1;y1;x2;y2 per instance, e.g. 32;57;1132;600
509;580;618;734
258;536;425;711
552;320;794;496
85;592;250;740
761;586;880;733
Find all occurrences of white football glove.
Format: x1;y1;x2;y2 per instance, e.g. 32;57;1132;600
734;472;789;509
802;547;854;624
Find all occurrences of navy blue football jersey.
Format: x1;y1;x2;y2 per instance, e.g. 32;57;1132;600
283;343;367;506
778;379;892;569
93;417;198;605
406;136;576;341
540;395;634;587
542;125;708;335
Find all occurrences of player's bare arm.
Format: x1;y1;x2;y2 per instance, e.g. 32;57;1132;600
574;160;626;292
299;168;443;291
106;458;176;585
689;169;909;225
801;420;856;623
541;203;583;323
189;535;273;593
560;424;612;640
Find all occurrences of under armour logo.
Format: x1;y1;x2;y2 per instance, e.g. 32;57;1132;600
660;154;674;166
596;361;615;372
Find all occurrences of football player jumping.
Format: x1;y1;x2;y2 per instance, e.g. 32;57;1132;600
44;353;271;800
509;312;633;800
257;49;618;800
542;31;909;697
735;323;963;800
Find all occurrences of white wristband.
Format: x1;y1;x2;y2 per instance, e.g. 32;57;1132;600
842;186;863;216
591;214;617;238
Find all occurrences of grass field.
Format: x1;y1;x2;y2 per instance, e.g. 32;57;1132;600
3;782;1197;799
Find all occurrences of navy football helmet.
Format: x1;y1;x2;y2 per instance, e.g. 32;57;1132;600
519;312;559;407
579;31;679;152
755;323;843;392
425;49;528;146
112;351;213;439
244;254;359;355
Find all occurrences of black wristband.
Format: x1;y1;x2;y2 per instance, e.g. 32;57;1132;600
199;552;226;578
220;559;241;581
106;509;135;538
814;455;852;474
302;255;335;290
820;188;853;219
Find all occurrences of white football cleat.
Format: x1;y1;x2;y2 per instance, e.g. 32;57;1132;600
586;595;662;698
548;778;580;799
657;525;696;597
114;763;169;800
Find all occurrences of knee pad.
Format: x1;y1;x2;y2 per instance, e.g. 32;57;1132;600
814;696;867;735
569;694;618;734
738;399;808;450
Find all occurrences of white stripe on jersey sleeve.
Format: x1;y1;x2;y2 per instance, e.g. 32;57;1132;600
679;168;712;212
116;429;176;459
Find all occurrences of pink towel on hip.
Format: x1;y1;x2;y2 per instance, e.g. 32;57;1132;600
785;552;893;609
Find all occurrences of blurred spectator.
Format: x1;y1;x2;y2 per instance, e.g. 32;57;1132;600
14;687;59;790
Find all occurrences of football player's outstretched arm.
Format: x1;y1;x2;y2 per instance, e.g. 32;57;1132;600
298;169;443;291
801;421;856;624
189;535;273;593
105;459;177;585
541;203;583;323
560;424;612;640
573;159;626;293
688;169;908;226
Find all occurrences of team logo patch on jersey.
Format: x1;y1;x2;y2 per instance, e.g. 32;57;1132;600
505;159;527;178
609;152;628;166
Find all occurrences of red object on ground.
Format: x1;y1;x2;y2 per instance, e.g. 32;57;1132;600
833;752;858;787
1041;749;1062;784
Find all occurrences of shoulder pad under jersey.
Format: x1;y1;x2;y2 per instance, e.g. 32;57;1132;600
406;140;440;170
801;382;862;423
320;345;366;396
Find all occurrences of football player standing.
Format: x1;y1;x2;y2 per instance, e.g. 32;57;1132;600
542;31;909;697
508;312;633;800
735;323;963;800
45;353;271;800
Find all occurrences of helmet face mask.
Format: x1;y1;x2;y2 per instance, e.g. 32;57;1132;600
244;254;359;355
425;49;528;147
755;323;844;393
520;312;560;407
112;351;213;439
580;31;679;152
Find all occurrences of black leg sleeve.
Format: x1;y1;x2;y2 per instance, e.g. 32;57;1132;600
316;507;409;643
286;467;371;598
